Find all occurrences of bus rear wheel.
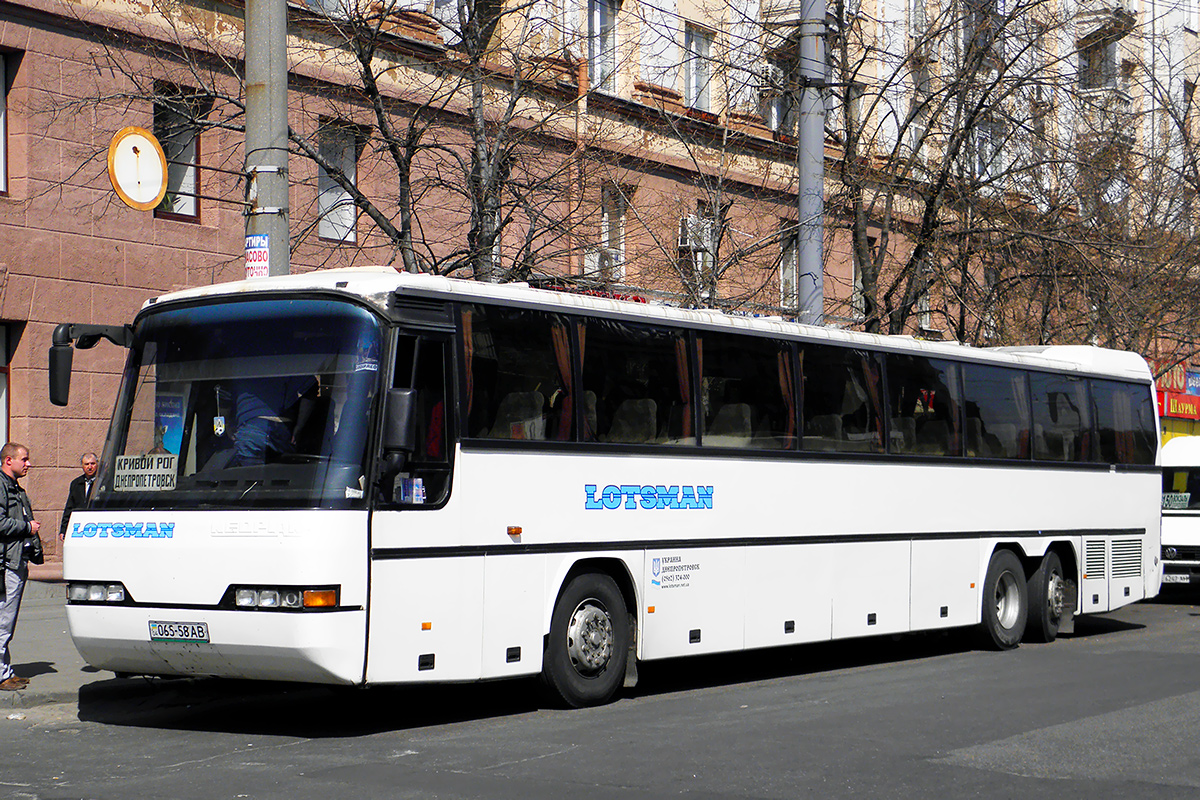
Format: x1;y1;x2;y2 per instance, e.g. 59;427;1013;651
979;549;1027;650
542;573;629;708
1025;551;1065;643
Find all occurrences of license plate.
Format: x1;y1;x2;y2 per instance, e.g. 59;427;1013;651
148;620;210;643
1162;574;1192;584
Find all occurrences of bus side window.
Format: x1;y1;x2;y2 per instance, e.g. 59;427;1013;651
699;333;796;450
1030;373;1089;462
460;306;574;441
389;336;451;505
581;319;691;445
962;364;1030;460
800;345;884;453
886;354;962;457
1091;378;1156;466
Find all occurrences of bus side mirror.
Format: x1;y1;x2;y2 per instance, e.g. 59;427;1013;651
381;389;417;475
48;322;133;407
49;325;75;407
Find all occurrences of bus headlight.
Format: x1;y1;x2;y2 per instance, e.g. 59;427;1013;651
225;585;339;611
67;582;127;604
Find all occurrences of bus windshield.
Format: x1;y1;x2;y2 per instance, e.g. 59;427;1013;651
90;297;384;511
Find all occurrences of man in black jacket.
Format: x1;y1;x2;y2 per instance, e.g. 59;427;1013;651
0;442;42;691
59;452;97;540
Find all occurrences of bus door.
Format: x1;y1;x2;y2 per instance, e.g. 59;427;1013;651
366;330;475;683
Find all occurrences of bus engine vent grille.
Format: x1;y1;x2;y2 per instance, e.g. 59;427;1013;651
1111;539;1142;579
1084;540;1106;579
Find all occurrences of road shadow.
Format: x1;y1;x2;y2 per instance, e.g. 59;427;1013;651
14;660;56;679
1152;585;1200;607
77;674;545;736
74;609;1145;736
74;629;973;736
1060;613;1145;638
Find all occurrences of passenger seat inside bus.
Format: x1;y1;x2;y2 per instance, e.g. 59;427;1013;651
604;398;657;443
488;391;546;440
806;414;843;447
706;403;753;447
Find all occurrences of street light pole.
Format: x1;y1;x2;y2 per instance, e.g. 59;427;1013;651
244;0;291;278
796;0;825;325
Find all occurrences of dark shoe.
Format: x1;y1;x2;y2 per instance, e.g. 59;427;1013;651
0;676;28;690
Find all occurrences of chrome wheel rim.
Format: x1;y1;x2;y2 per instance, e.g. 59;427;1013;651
995;570;1021;629
1046;571;1065;620
565;599;613;676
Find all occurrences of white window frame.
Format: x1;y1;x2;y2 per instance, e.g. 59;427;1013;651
780;225;798;310
684;24;713;111
1079;39;1117;90
593;183;626;281
589;0;619;92
974;117;1003;183
907;61;931;158
318;123;359;243
763;59;796;133
154;99;201;218
0;55;7;195
678;206;715;283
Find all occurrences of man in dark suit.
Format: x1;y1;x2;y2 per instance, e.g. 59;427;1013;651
59;452;98;540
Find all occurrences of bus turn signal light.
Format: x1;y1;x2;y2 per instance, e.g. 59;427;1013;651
303;589;338;608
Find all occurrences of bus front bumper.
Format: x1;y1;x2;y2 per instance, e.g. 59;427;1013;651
66;605;366;684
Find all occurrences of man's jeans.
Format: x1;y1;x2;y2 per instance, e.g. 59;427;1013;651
0;564;27;681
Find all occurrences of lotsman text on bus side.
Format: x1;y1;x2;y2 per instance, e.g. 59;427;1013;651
71;522;176;539
584;484;713;510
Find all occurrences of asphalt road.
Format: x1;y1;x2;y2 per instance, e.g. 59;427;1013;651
3;589;1199;800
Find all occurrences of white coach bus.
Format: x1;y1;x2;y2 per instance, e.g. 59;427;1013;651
50;268;1162;707
1160;435;1200;585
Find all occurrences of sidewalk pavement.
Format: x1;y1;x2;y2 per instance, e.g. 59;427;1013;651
2;565;109;710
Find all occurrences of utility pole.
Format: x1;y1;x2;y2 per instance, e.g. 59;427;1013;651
796;0;825;325
244;0;291;277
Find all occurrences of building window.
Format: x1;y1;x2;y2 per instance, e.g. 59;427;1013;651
1078;39;1117;90
589;0;619;92
917;276;934;331
586;183;627;281
852;240;869;318
973;116;1003;183
762;58;797;133
965;0;1002;59
154;89;212;219
0;325;8;446
910;0;926;35
780;223;798;310
684;25;713;111
318;123;359;243
907;60;931;158
679;201;718;292
0;55;7;195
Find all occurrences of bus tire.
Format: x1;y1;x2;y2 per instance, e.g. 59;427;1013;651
979;549;1027;650
1025;551;1065;643
542;573;629;708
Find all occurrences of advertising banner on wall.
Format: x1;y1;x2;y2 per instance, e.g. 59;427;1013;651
1159;390;1200;421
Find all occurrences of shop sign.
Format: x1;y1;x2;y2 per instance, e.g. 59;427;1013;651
1187;371;1200;396
1156;360;1188;393
1158;390;1200;421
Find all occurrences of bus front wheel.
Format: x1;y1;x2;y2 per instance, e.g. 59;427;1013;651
542;573;629;708
1025;551;1065;643
980;549;1027;650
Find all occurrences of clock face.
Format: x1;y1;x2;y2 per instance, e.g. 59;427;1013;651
107;127;169;211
